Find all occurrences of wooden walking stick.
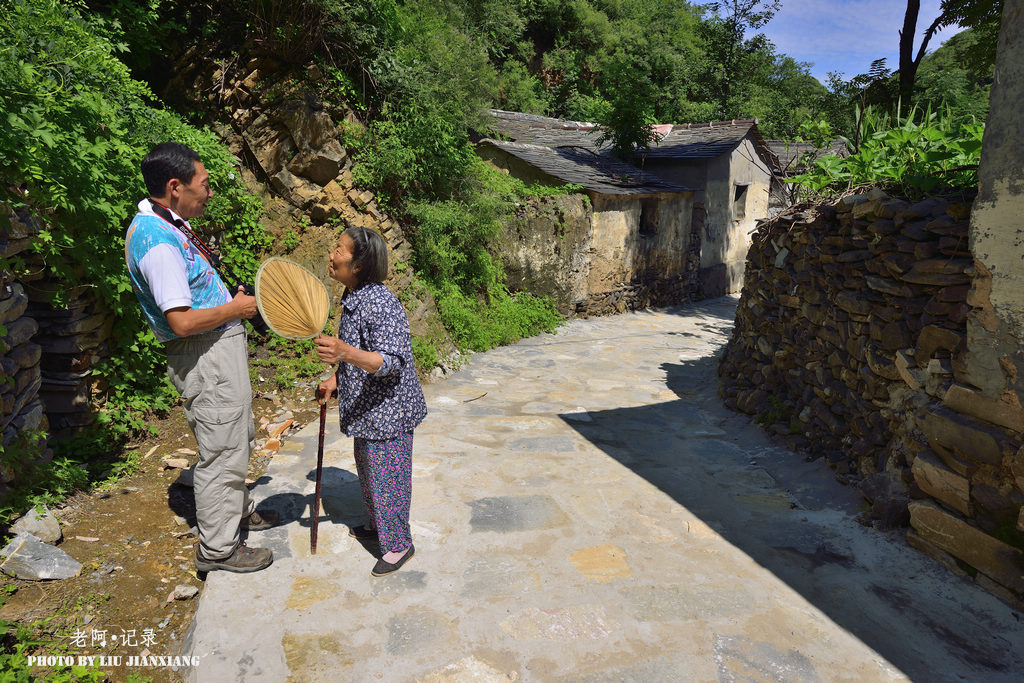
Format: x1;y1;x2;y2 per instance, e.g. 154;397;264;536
311;400;327;554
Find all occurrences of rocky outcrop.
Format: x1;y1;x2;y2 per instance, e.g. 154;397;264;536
720;189;1024;607
166;54;451;360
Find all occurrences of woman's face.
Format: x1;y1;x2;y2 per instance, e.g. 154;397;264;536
328;233;360;288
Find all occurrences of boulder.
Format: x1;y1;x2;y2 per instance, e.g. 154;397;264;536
918;404;1004;466
244;117;295;178
271;169;321;209
309;180;349;224
0;533;81;580
11;506;62;544
895;349;926;391
943;385;1024;433
172;584;200;600
279;102;335;150
287;139;346;185
0;282;28;324
915;325;965;365
4;317;39;348
901;260;971;286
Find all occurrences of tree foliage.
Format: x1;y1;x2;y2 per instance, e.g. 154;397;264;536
0;0;268;453
897;0;1002;106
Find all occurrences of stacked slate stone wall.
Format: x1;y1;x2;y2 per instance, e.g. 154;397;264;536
720;189;1024;607
27;282;110;439
577;274;695;316
0;210;48;487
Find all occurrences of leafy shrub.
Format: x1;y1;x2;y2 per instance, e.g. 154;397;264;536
434;283;560;351
401;160;565;352
791;105;984;198
251;337;324;391
0;0;268;461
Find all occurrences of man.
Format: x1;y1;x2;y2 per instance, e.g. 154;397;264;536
126;141;276;573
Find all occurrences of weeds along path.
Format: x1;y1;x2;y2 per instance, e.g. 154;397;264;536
0;380;324;682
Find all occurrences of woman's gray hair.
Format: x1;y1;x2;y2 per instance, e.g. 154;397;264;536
344;226;389;284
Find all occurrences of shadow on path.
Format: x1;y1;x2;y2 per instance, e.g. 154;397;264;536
562;347;1021;681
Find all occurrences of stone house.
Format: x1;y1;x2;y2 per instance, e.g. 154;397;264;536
486;110;781;299
476;137;696;315
635;120;780;297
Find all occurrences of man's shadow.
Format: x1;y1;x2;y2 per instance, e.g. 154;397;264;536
166;466;380;558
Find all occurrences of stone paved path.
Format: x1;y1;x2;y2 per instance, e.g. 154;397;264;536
183;297;1024;682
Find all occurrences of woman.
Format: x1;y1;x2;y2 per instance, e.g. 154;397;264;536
315;226;427;576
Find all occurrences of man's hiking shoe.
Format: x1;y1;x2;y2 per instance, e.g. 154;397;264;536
241;508;280;531
348;524;378;541
196;543;273;573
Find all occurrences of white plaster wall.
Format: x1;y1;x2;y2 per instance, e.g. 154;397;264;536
970;0;1024;338
697;138;771;295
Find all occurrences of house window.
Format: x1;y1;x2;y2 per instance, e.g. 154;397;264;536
639;198;659;237
733;184;748;220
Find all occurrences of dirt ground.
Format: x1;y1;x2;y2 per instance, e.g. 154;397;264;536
0;381;325;683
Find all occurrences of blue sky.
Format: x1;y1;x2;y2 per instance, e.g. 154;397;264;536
758;0;964;83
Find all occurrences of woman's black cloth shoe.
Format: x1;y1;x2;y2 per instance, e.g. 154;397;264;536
371;545;414;577
349;524;378;541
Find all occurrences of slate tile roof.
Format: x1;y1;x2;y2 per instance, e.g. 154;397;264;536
487;109;603;150
646;121;771;162
479;140;690;195
486;109;780;170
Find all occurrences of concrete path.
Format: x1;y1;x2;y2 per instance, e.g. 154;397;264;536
182;297;1024;682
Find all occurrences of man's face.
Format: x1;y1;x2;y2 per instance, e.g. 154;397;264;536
170;161;213;219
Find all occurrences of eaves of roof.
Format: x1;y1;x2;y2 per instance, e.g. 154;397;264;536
480;139;693;196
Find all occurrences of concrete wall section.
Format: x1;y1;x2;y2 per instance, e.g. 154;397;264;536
700;138;771;296
969;0;1024;364
726;138;771;264
482;149;699;314
498;195;594;314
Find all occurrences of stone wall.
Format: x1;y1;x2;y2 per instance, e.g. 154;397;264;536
720;189;1024;606
28;282;111;439
0;209;47;488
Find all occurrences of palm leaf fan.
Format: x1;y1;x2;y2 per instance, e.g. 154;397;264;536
254;257;330;340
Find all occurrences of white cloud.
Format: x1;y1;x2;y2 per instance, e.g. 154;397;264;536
760;0;962;82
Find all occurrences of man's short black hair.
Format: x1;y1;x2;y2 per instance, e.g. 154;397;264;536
345;226;389;285
141;142;201;198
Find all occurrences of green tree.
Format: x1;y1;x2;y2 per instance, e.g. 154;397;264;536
594;47;659;160
695;0;782;116
915;27;992;124
897;0;1002;106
